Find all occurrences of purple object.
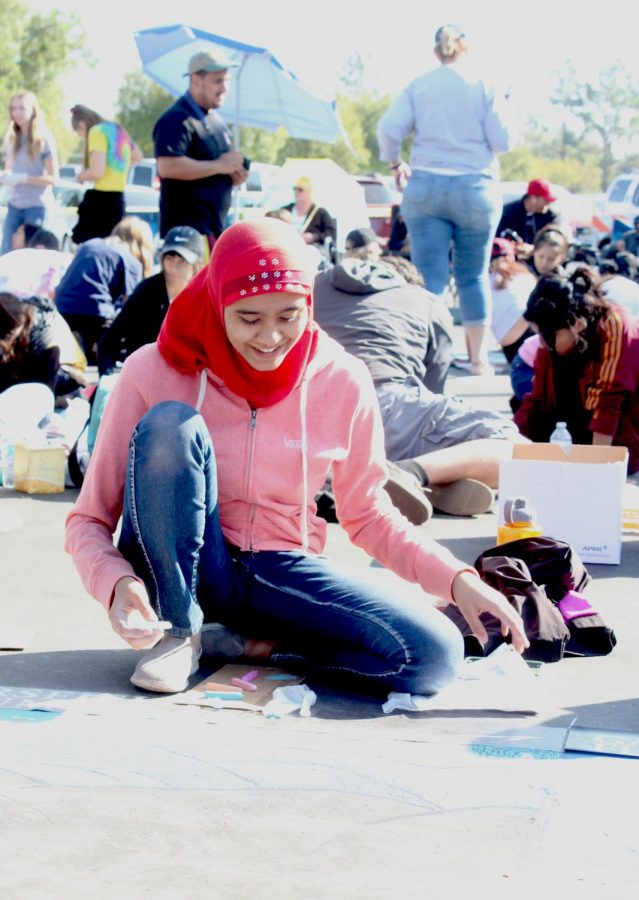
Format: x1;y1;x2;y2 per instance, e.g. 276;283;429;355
557;590;597;622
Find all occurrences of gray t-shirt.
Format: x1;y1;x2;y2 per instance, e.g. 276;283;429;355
6;132;55;209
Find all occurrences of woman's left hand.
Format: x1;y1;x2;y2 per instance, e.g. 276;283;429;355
451;570;529;654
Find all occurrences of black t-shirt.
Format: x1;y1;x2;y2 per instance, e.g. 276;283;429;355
96;272;169;375
153;94;234;238
497;197;560;245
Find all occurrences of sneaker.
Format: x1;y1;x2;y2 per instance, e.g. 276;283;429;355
384;462;433;525
428;479;495;517
130;633;202;693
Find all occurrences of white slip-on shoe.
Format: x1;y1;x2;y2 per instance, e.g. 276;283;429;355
130;633;202;693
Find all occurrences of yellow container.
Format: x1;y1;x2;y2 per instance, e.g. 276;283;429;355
13;443;66;494
497;522;544;544
497;497;542;545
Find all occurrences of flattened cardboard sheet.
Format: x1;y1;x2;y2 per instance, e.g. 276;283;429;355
178;664;303;711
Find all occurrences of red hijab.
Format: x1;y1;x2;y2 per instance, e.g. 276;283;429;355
158;218;318;408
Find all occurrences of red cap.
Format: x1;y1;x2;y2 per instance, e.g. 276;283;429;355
527;178;556;203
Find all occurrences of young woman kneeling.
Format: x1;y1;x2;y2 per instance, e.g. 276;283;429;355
65;219;527;695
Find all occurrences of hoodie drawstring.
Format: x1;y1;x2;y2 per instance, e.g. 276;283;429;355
299;376;310;554
196;369;208;412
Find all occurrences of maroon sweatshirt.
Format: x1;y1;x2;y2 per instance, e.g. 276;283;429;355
515;306;639;474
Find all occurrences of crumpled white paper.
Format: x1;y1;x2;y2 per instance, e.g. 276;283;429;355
382;643;543;715
262;684;317;718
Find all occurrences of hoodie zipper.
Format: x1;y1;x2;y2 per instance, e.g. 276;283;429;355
246;408;258;550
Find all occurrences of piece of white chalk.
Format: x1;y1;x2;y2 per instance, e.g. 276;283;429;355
126;614;172;631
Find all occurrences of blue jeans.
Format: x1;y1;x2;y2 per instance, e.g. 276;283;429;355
402;171;502;325
510;352;535;401
118;401;464;695
1;203;46;254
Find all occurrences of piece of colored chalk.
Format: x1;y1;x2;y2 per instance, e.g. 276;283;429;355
204;690;244;700
242;669;259;683
231;677;258;692
205;681;237;693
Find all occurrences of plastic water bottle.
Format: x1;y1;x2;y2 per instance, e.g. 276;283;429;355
549;421;573;454
0;437;15;488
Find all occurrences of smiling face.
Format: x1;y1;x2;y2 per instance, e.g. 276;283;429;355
223;291;309;371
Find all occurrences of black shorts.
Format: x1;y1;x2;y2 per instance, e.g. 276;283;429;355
72;189;125;244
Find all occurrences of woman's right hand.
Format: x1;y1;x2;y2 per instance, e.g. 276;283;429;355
109;576;164;649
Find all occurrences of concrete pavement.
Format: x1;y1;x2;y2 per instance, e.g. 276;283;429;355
1;368;638;899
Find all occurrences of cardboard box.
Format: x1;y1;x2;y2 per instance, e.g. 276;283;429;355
622;481;639;533
13;443;66;494
499;444;628;565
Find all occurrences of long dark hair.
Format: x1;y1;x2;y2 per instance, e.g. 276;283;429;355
524;266;611;355
0;293;35;368
70;104;105;168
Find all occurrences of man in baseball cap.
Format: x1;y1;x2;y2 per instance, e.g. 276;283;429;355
183;50;239;76
497;176;569;254
153;48;248;248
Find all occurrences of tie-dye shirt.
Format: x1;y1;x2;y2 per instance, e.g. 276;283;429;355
87;122;134;192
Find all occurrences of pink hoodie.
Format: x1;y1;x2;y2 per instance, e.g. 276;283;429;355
65;333;471;611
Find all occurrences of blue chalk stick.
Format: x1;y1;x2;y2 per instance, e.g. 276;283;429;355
204;690;244;700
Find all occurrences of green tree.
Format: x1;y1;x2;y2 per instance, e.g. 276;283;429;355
0;1;87;163
551;62;639;189
116;72;174;157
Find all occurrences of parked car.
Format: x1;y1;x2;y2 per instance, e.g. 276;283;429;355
59;163;80;180
601;172;639;239
128;158;159;191
354;174;400;244
0;179;160;252
236;162;282;208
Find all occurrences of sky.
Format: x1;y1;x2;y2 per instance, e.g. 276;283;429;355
26;0;639;131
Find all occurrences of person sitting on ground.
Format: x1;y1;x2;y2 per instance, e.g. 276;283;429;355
280;176;336;250
525;225;571;279
64;217;528;695
26;227;60;251
312;230;528;523
97;226;204;375
598;254;639;319
509;333;540;409
0;291;86;400
338;227;454;394
489;237;537;362
497;178;569;256
514;267;639;474
619;215;639;257
344;225;383;262
54;216;153;364
0;231;72;301
380;251;455;393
